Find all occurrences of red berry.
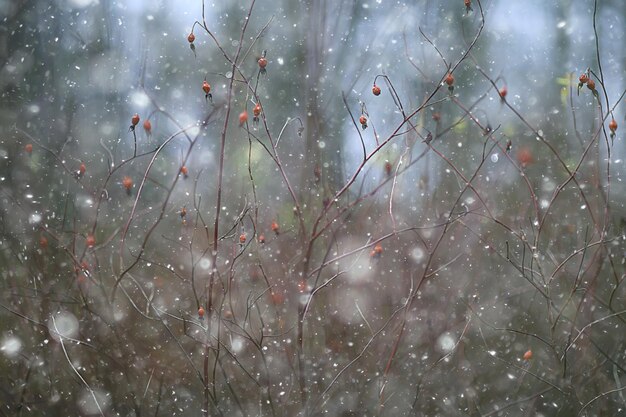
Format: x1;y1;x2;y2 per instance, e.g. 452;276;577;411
24;143;33;153
143;119;152;133
187;33;195;43
198;306;205;318
384;161;392;176
499;86;507;99
579;73;588;84
609;119;618;133
239;111;248;126
131;114;140;126
370;243;383;259
516;147;533;167
122;176;133;192
372;85;381;96
359;115;367;125
271;220;280;235
180;166;188;177
587;78;596;90
523;349;533;360
79;162;86;176
258;57;267;69
445;73;455;86
253;102;262;117
202;80;211;94
270;291;285;305
77;261;90;284
239;233;246;244
313;165;321;182
86;234;96;248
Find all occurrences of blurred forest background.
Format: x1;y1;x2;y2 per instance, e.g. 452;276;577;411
1;0;626;416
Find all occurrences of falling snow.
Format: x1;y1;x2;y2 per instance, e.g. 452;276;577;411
1;1;625;416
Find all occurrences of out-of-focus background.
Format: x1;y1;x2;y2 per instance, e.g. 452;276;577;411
1;0;626;415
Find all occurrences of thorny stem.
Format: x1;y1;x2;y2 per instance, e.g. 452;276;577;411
111;120;214;302
298;1;486;410
8;1;626;416
204;1;257;415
